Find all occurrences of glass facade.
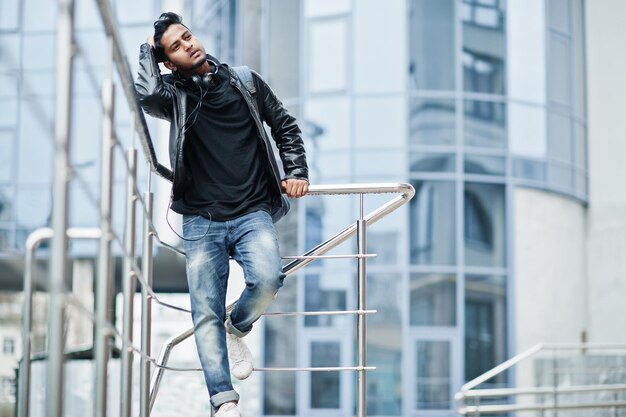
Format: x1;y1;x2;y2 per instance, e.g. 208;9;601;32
0;0;240;254
0;0;165;253
261;0;587;416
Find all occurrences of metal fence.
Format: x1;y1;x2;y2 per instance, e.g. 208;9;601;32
455;343;626;416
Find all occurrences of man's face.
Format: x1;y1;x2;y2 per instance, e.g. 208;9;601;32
160;24;206;72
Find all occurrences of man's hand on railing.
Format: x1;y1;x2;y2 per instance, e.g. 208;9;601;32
281;178;309;198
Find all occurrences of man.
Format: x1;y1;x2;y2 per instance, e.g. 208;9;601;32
135;12;308;417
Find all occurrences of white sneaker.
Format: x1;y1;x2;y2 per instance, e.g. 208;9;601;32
226;332;253;380
215;402;241;417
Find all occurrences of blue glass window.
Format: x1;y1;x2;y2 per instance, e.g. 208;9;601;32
410;99;456;145
410;273;456;326
462;0;505;94
409;0;456;90
310;342;340;408
410;180;456;265
465;274;507;384
464;182;506;267
464;100;506;149
416;341;452;409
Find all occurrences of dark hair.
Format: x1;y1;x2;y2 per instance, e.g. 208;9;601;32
153;12;188;62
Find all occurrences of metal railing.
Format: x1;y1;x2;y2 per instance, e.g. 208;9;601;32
17;2;416;417
146;183;415;415
455;343;626;416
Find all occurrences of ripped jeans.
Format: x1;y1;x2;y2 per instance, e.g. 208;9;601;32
182;210;285;409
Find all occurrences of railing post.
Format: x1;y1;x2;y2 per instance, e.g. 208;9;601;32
473;395;480;416
140;192;154;417
47;0;75;415
18;229;53;417
356;193;367;417
120;148;138;417
95;46;116;417
552;351;558;417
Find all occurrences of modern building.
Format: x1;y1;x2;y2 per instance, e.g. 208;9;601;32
1;0;626;416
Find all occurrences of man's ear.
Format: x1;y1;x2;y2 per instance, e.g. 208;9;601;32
163;61;177;71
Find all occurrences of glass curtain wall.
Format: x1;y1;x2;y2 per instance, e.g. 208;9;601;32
409;0;510;413
408;0;585;413
508;0;587;198
0;0;163;252
0;0;244;253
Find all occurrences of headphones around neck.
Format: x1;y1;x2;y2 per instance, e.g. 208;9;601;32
179;59;220;129
188;59;220;90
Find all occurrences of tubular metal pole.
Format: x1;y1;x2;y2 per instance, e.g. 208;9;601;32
356;194;367;417
148;327;195;412
95;73;115;417
19;229;101;417
47;0;75;415
18;228;53;417
94;0;170;179
120;148;138;417
140;192;154;417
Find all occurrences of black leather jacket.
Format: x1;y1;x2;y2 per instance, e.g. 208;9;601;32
135;43;308;222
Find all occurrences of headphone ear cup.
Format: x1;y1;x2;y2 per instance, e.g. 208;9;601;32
190;74;202;90
202;74;211;89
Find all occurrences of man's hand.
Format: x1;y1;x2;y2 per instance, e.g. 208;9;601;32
281;179;309;198
147;35;155;47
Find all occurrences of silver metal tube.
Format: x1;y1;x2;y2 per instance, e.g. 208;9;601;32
283;185;414;276
140;192;154;417
120;148;138;417
47;0;75;415
458;343;544;393
95;71;115;417
460;401;626;415
306;183;413;196
149;327;195;412
18;228;53;417
93;0;171;179
263;309;377;317
254;366;377;372
458;382;626;398
19;228;101;417
458;342;626;398
356;203;367;417
145;184;414;259
67;228;105;240
281;254;376;260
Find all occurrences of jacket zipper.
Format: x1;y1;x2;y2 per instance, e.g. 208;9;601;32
172;86;186;186
230;77;285;201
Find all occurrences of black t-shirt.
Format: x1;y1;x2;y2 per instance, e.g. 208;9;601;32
170;65;273;220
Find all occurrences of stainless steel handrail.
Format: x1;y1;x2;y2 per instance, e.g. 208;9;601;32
94;0;171;180
460;401;626;414
47;0;75;415
460;382;626;398
455;343;626;415
18;228;102;417
459;343;545;393
146;183;415;414
283;183;413;276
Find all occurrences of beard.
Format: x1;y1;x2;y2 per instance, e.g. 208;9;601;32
190;56;206;69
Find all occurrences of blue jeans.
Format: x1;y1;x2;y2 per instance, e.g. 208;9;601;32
182;210;285;408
